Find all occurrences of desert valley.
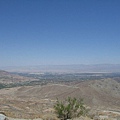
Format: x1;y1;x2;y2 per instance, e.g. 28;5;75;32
0;65;120;120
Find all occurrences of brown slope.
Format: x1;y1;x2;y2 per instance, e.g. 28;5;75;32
0;70;36;84
0;79;120;118
1;79;120;108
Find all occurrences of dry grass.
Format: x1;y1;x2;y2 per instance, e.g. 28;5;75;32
41;113;59;120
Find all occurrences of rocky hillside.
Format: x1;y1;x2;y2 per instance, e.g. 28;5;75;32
5;78;119;108
0;78;120;118
0;70;37;84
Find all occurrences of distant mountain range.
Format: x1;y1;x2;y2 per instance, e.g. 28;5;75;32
1;64;120;73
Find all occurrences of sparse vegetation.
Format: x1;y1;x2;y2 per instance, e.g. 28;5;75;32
0;83;6;89
42;113;59;120
0;70;120;119
54;97;88;120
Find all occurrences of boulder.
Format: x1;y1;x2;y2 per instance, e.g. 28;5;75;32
0;113;8;120
0;114;6;120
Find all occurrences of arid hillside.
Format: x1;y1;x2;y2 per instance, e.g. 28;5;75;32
0;70;120;118
0;78;120;118
0;70;37;84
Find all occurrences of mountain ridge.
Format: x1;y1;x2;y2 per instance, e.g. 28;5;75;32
1;64;120;73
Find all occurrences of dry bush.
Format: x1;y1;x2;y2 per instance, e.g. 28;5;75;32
54;97;88;120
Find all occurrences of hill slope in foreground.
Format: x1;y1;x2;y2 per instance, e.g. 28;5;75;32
0;76;120;119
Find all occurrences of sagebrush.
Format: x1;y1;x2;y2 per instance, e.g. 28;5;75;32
54;97;87;120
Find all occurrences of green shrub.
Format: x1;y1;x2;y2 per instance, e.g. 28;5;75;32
54;97;87;120
0;83;6;89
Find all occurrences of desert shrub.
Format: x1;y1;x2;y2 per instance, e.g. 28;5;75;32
0;83;6;89
54;97;87;120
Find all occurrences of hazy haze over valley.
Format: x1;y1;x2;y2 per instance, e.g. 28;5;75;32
1;64;120;73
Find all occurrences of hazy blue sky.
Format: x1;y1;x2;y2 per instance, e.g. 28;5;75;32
0;0;120;66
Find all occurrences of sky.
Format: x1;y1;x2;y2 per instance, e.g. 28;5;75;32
0;0;120;66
